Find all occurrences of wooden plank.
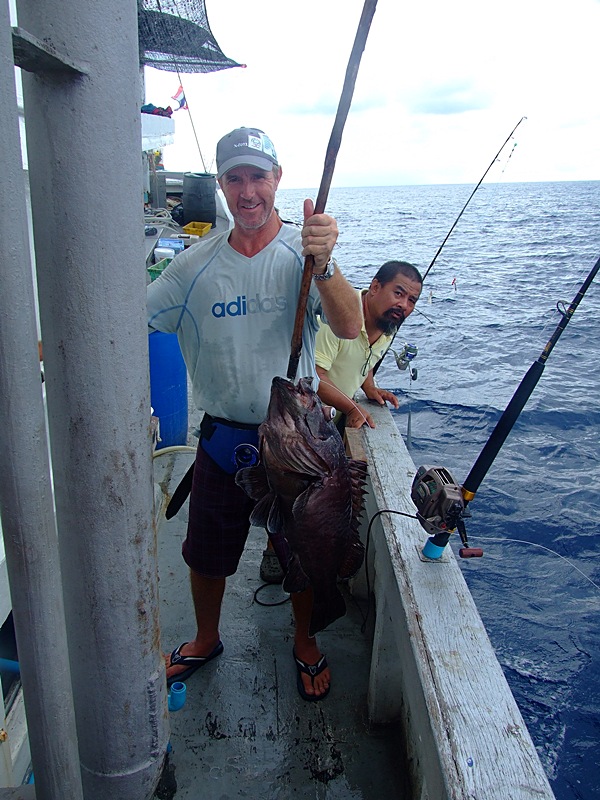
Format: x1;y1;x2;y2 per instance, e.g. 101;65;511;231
354;396;554;799
344;426;367;462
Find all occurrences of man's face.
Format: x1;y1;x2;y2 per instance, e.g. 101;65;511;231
218;165;281;231
370;274;422;335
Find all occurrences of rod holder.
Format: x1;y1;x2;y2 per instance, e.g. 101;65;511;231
421;531;451;560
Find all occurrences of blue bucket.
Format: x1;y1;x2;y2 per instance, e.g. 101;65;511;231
149;331;188;449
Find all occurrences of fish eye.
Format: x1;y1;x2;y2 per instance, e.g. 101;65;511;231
322;405;336;420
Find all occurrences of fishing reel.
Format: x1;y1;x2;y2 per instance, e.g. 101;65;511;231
411;465;483;559
391;342;418;380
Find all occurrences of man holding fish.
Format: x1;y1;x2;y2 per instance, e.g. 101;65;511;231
147;127;361;700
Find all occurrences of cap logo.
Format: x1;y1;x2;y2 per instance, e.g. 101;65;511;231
248;134;263;150
231;132;277;160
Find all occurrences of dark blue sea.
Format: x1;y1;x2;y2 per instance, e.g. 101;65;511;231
278;181;600;800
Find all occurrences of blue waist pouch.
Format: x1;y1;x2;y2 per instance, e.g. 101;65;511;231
200;413;260;475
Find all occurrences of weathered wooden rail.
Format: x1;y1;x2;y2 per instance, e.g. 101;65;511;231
346;396;554;800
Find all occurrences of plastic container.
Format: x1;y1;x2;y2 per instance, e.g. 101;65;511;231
147;257;171;282
182;172;216;226
183;221;212;237
154;246;175;263
148;331;188;449
158;238;185;254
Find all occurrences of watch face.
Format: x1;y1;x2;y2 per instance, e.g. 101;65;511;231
314;257;335;281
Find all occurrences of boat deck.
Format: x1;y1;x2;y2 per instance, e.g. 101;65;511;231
152;442;411;800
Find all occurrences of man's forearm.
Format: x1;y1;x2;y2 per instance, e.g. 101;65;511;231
316;367;354;414
316;270;361;340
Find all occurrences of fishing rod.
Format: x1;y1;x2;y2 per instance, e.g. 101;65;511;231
287;0;379;381
373;116;527;380
422;115;527;281
164;1;378;521
411;253;600;560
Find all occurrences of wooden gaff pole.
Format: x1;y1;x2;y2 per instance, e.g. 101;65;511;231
286;0;378;381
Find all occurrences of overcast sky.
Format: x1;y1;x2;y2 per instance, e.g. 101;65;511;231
144;0;599;188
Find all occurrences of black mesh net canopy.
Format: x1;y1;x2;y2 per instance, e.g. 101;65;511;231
138;0;244;73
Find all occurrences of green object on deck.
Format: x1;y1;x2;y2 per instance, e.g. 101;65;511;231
147;257;171;282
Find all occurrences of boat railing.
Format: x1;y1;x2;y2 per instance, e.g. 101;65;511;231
346;395;555;800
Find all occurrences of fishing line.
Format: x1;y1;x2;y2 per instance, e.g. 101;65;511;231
413;306;434;324
463;536;600;595
253;583;290;607
358;510;600;638
318;377;372;427
500;142;518;174
375;116;528;385
356;508;419;633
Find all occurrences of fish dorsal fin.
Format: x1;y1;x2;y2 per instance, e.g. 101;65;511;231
348;458;368;524
337;533;365;580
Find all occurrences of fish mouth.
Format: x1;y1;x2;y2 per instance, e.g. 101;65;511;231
270;376;316;412
268;377;335;429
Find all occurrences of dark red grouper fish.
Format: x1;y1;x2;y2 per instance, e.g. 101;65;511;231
235;376;367;636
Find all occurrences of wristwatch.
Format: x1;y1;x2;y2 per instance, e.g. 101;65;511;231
313;256;337;281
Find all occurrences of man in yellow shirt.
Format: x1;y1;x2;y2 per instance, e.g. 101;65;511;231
315;260;422;429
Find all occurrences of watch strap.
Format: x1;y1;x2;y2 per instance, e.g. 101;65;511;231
313;256;337;281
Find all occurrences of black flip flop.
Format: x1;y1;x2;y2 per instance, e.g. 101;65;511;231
293;649;330;702
167;640;224;687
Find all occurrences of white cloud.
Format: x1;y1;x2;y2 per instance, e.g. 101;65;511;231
144;0;600;187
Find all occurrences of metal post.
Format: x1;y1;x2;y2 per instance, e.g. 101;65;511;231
16;0;169;797
0;2;83;798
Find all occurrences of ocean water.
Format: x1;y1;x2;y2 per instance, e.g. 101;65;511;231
278;181;600;800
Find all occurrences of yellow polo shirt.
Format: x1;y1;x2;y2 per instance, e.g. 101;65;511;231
315;289;393;399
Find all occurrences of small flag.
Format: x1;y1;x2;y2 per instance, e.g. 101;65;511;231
171;86;188;111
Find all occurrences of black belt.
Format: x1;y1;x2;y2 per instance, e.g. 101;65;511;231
200;413;259;435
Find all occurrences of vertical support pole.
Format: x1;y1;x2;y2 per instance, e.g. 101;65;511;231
0;2;84;797
16;0;169;797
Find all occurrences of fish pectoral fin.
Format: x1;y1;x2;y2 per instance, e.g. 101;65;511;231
266;496;285;535
249;494;275;528
283;452;327;480
235;464;270;501
292;474;349;525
